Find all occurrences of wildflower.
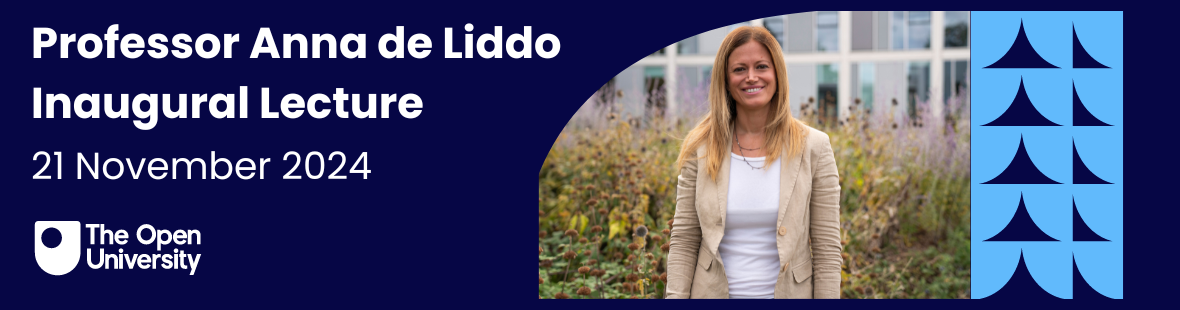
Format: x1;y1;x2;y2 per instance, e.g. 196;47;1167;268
661;243;670;252
578;266;590;274
651;260;659;268
667;219;674;227
577;287;592;296
587;199;598;207
662;229;670;235
597;208;607;216
652;275;661;283
579;238;588;244
627;243;640;251
645;253;654;260
614;253;624;260
628;254;637;261
587;259;598;265
622;282;634;292
540;260;553;268
565;229;578;237
539;277;544;285
871;233;880;239
634;225;648;238
591;236;600;243
591;226;602;233
630;296;639;299
539;231;547;238
626;273;639;282
555;292;570;299
652;235;663;243
599;193;609;200
564;250;578;260
841;252;850;261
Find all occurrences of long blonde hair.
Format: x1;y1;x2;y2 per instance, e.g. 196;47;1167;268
676;26;809;180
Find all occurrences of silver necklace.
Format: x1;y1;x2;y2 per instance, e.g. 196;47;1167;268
734;128;765;170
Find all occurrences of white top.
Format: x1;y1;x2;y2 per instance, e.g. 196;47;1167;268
719;152;782;299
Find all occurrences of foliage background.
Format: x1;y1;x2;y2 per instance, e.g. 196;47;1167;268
539;87;970;299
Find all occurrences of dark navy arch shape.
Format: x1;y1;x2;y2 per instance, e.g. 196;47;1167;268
985;192;1059;242
1073;197;1110;242
1073;253;1115;299
1073;23;1110;69
983;77;1061;126
1073;139;1113;184
985;19;1059;68
983;135;1061;184
1073;81;1111;126
982;249;1062;299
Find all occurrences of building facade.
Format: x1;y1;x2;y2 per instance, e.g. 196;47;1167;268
607;11;970;123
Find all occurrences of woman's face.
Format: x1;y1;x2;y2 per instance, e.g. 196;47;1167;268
726;40;777;111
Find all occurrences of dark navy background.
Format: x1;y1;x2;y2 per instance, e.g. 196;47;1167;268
1;1;1166;307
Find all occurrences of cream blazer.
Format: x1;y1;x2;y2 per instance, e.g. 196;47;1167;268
665;126;843;299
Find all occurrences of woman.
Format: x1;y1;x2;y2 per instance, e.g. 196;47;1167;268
664;26;842;299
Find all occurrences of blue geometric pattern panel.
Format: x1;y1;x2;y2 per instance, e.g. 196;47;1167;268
972;11;1122;299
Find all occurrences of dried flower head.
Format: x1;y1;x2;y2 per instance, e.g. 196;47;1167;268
614;253;624;260
578;266;590;274
564;229;578;237
587;199;599;207
599;193;609;200
576;287;591;296
587;259;598;265
651;260;659;268
660;243;670;252
579;238;588;244
621;282;634;292
634;226;648;238
590;226;602;233
563;250;577;260
554;292;570;299
597;208;608;216
539;231;547;238
662;229;670;236
539;277;544;285
651;235;663;243
540;259;553;268
627;254;637;261
590;236;600;243
539;210;545;217
652;275;661;283
627;243;640;251
626;273;639;282
645;253;654;260
539;246;543;255
667;219;674;227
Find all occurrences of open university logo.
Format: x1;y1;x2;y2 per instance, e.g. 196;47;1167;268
34;221;81;276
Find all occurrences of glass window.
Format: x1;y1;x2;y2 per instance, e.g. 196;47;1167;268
908;11;931;49
787;12;814;53
945;11;970;48
816;63;839;125
858;62;875;111
816;11;839;52
644;66;666;118
906;61;930;117
763;16;785;49
678;35;699;55
851;11;874;51
943;60;969;102
891;11;905;50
